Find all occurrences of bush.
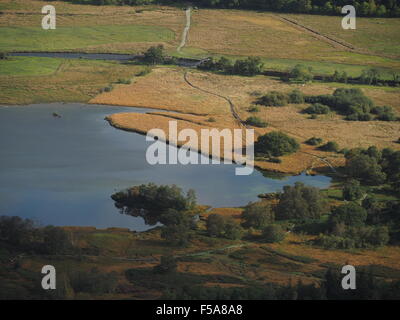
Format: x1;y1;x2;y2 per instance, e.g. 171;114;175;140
304;103;330;115
288;89;304;103
345;112;372;121
371;106;397;121
0;52;8;60
262;224;286;243
117;78;131;84
342;179;364;201
345;153;386;185
255;131;299;157
305;137;323;146
241;202;275;229
275;182;326;220
245;116;268;128
206;214;243;240
111;183;197;225
248;105;260;113
319;141;339;152
69;268;118;294
143;45;166;65
290;64;313;82
305;88;378;121
329;203;367;227
268;157;282;163
136;67;151;76
207;117;216;122
232;56;264;76
153;255;177;274
257;91;288;107
103;85;113;92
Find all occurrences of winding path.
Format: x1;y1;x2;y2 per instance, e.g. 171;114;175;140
183;71;247;129
177;7;192;52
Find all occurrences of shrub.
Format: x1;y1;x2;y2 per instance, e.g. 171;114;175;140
70;268;118;294
143;45;166;65
0;52;8;60
232;56;264;76
371;106;397;121
257;91;288;107
262;224;286;243
345;153;386;185
342;179;364;201
153;255;177;274
117;78;131;84
245;116;268;128
136;67;151;76
275;182;326;220
248;105;260;112
304;103;330;114
288;89;304;103
268;157;282;163
345;112;372;121
103;85;113;92
111;183;197;225
241;202;275;229
207;117;216;122
319;141;339;152
206;214;243;240
305;137;323;146
255;131;299;157
290;64;313;82
329;203;367;227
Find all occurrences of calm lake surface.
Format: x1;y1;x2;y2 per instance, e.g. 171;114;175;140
0;103;331;231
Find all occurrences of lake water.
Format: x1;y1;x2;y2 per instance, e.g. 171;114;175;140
0;103;331;231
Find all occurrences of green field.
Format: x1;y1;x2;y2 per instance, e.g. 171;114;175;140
0;56;61;76
0;25;175;52
0;57;146;104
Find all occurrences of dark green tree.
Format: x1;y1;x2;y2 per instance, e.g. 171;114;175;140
255;131;299;157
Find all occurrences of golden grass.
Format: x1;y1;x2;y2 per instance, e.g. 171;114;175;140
98;66;399;173
188;9;333;60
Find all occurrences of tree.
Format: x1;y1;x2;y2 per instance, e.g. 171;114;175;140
275;182;326;220
290;64;313;82
215;56;232;72
143;45;166;65
111;183;197;225
376;5;387;16
342;179;364;201
257;91;288;106
304;103;330;114
206;214;243;240
319;141;339;152
241;201;275;229
0;216;34;247
245;116;268;128
345;153;386;185
288;89;304;103
262;224;286;243
206;213;226;237
255;131;300;157
41;226;72;255
153;255;177;274
233;57;263;76
329;203;368;227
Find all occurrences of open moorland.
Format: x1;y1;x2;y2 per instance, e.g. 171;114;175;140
1;0;400;300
